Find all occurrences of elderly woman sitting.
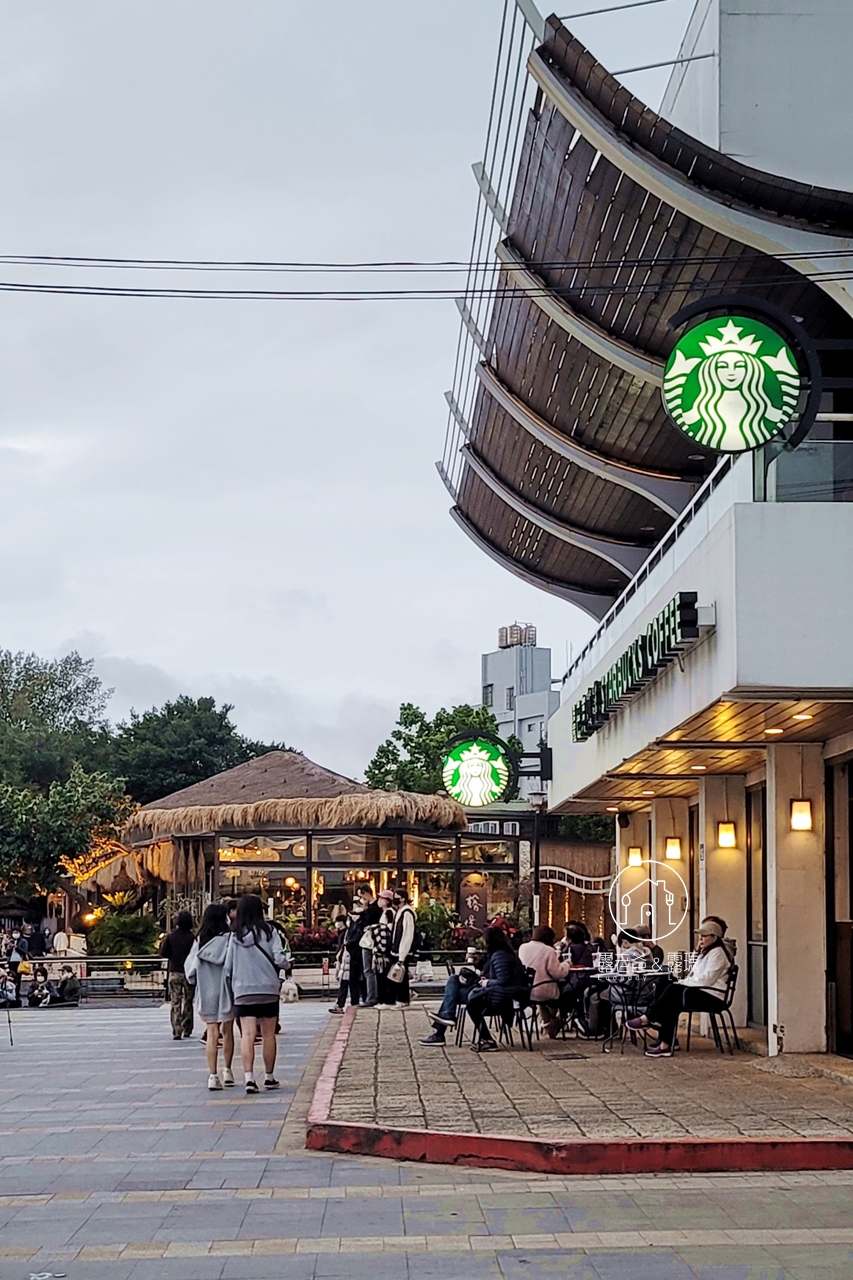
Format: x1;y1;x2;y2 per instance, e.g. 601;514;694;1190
626;920;733;1057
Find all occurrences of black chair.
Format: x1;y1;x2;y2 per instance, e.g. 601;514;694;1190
685;965;741;1054
603;973;659;1054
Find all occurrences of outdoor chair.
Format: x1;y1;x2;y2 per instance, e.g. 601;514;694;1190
685;965;741;1054
603;973;659;1054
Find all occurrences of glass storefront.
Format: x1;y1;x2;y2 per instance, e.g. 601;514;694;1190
215;830;522;928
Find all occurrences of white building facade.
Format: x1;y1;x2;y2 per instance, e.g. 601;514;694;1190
441;1;853;1055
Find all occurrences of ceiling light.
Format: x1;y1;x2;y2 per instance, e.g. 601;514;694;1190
691;764;707;771
790;799;813;832
665;837;682;860
606;806;619;813
641;789;655;796
765;728;784;735
793;713;813;722
717;821;736;848
627;847;643;867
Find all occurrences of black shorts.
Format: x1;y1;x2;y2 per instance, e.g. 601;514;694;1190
235;1001;279;1020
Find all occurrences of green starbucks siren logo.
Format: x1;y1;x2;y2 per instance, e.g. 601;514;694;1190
662;317;801;452
441;737;511;807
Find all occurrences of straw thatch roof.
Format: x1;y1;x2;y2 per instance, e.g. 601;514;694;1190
123;750;467;841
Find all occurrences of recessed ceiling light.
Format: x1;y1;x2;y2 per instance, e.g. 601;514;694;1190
688;454;705;461
765;728;784;735
641;789;655;796
691;764;707;771
793;713;814;721
606;806;619;812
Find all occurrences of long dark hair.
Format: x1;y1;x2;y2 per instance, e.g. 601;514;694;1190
198;903;229;948
233;894;273;944
483;926;513;955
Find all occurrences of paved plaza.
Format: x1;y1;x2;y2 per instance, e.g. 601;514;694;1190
330;1007;853;1140
1;1004;853;1278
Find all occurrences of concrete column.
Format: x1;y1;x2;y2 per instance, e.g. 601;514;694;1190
650;798;691;955
699;775;748;1028
766;744;826;1056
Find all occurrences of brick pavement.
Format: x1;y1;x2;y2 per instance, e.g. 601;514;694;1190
328;1006;853;1140
1;1003;853;1277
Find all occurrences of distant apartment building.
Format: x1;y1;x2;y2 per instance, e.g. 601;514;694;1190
481;624;560;769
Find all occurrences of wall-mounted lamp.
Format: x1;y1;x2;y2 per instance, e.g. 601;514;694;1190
717;821;736;848
790;799;813;832
665;837;682;860
627;847;643;867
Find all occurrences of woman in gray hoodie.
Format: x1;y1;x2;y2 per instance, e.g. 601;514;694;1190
224;894;287;1094
184;903;235;1090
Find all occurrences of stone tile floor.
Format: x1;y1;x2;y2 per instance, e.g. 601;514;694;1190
1;1003;853;1277
328;1006;853;1139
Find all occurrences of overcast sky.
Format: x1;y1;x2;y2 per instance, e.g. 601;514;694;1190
0;1;696;779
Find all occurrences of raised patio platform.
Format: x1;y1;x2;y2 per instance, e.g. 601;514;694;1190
306;1007;853;1175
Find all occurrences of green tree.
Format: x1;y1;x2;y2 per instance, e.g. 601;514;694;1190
111;695;280;805
365;702;521;795
0;649;113;789
557;814;616;843
0;766;135;897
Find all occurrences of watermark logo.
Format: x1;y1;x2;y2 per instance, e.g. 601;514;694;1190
608;857;689;942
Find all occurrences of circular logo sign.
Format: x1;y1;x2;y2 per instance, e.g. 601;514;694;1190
662;316;800;452
608;858;688;943
441;737;511;807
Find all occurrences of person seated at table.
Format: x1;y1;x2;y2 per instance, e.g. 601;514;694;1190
557;920;591;963
466;927;530;1053
626;921;733;1057
419;952;484;1045
614;930;654;965
630;924;665;965
518;925;572;1038
57;965;81;1005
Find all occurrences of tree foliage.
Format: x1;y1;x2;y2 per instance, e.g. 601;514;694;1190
365;702;521;795
111;695;280;805
557;813;616;843
0;766;135;898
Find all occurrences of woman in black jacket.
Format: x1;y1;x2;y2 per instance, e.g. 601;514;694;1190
466;927;528;1052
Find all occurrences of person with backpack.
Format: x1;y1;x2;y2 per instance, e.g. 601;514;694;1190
224;894;286;1094
184;903;235;1090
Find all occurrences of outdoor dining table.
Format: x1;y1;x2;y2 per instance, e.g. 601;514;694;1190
598;967;672;1054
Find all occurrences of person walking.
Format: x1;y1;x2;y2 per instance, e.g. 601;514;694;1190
184;903;236;1090
372;890;395;1005
224;894;287;1094
355;885;382;1007
160;911;196;1040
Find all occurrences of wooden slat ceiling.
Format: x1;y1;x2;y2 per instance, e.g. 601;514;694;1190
455;21;853;599
558;698;853;809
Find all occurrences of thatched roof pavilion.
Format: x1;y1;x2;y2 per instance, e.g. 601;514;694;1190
124;750;466;841
121;751;492;928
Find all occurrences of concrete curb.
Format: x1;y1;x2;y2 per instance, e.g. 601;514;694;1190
305;1012;853;1174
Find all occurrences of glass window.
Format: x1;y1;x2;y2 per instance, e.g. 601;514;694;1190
312;867;399;921
460;839;515;865
312;835;397;863
217;866;307;925
406;870;456;914
219;836;307;864
403;836;455;863
506;686;515;711
482;684;493;707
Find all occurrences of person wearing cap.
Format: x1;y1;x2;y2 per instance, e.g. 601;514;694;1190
626;920;733;1057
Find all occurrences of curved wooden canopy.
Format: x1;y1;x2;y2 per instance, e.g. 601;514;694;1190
447;17;853;615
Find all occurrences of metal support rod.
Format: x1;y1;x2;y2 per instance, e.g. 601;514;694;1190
533;806;541;927
612;51;715;77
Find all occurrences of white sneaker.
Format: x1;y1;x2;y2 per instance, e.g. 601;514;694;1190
221;1067;234;1087
207;1073;223;1091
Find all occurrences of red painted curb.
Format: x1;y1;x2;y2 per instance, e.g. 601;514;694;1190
307;1005;355;1126
304;1015;853;1173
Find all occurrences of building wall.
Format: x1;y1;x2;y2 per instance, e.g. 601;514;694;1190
662;0;853;189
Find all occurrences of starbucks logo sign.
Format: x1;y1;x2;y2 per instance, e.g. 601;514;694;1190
662;316;801;452
441;737;512;807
